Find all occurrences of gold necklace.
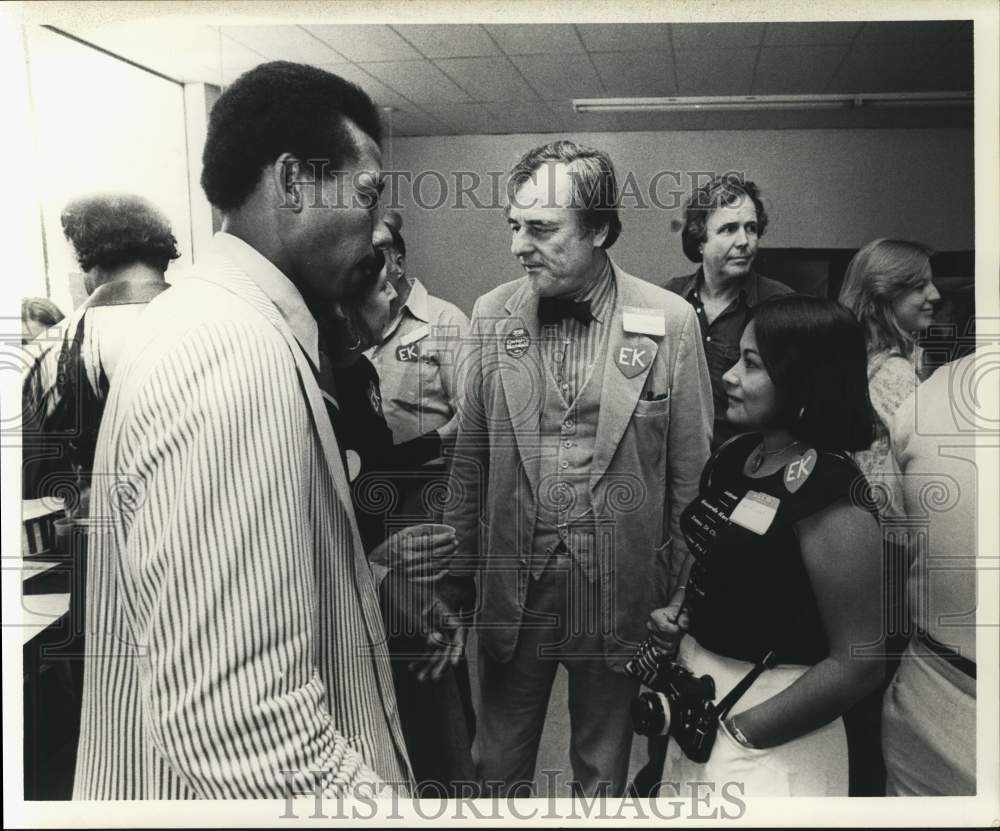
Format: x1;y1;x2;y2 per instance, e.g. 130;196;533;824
750;439;802;473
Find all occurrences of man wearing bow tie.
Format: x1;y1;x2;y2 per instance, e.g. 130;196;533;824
442;141;712;795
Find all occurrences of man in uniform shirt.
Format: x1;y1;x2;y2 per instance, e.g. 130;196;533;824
662;174;791;448
443;140;712;796
366;223;469;448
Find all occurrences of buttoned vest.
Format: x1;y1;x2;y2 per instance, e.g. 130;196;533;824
530;326;611;581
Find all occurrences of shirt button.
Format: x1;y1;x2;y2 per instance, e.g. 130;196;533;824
564;419;574;429
561;461;569;469
706;336;712;342
545;546;553;554
563;440;572;448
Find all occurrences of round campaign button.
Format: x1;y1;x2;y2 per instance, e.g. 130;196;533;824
505;327;531;358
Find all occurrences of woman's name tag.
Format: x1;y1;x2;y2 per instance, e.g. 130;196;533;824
729;490;781;535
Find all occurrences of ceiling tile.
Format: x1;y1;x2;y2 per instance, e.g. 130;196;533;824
322;64;411;109
848;106;973;129
510;54;605;99
393;25;499;58
386;108;446;136
360;60;472;103
484;101;564;134
670;23;765;51
673;48;759;95
221;25;347;65
752;45;847;94
419;103;499;134
740;109;853;129
575;24;672;52
65;23;223;83
673;111;752;131
855;20;973;45
611;111;691;132
829;42;972;93
762;22;862;46
591;51;677;97
306;25;423;62
220;35;266;74
485;24;585;55
547;100;624;133
434;57;539;102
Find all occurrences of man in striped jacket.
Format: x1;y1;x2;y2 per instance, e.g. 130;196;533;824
73;62;413;799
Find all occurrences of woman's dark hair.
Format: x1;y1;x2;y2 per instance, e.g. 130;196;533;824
22;297;64;329
60;193;180;273
201;61;382;212
751;294;875;452
681;173;769;263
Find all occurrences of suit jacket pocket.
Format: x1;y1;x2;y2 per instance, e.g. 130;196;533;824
633;394;671;418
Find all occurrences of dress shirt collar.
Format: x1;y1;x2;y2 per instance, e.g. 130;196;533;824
210;231;320;368
379;277;430;346
569;255;615;323
687;266;763;308
402;278;430;324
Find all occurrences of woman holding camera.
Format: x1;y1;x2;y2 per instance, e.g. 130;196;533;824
647;295;884;796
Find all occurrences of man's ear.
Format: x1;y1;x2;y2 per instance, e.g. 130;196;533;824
591;221;609;249
272;152;305;212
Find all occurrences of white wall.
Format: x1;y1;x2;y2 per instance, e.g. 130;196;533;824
390;129;974;316
24;27;193;313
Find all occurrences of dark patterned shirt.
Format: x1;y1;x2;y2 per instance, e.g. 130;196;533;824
664;268;792;448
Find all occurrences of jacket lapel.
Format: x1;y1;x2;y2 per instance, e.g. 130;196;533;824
189;260;412;776
190;262;368;575
499;280;544;498
591;266;659;490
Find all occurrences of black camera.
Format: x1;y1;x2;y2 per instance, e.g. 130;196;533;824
624;637;720;763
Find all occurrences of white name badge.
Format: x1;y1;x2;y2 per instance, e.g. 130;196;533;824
729;490;781;536
400;324;431;346
622;306;666;337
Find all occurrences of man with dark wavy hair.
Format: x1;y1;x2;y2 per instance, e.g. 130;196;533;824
663;173;792;448
74;62;413;800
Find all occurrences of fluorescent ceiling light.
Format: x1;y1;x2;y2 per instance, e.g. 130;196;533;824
572;92;973;114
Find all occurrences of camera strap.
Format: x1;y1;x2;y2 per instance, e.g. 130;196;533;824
715;650;777;720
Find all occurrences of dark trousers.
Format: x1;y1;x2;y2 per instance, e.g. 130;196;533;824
388;637;477;795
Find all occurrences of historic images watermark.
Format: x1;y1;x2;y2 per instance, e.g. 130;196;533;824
279;162;754;213
278;770;748;820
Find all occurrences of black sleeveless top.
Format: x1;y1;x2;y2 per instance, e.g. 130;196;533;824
683;433;871;666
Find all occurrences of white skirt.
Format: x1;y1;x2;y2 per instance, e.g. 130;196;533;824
664;636;849;797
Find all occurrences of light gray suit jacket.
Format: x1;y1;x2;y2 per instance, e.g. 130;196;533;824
444;260;712;667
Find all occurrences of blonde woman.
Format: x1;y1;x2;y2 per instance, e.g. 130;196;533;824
837;238;941;793
838;239;940;479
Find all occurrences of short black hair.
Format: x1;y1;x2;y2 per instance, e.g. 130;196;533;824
201;61;383;212
507;140;622;249
752;295;875;452
681;173;768;263
60;193;180;273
